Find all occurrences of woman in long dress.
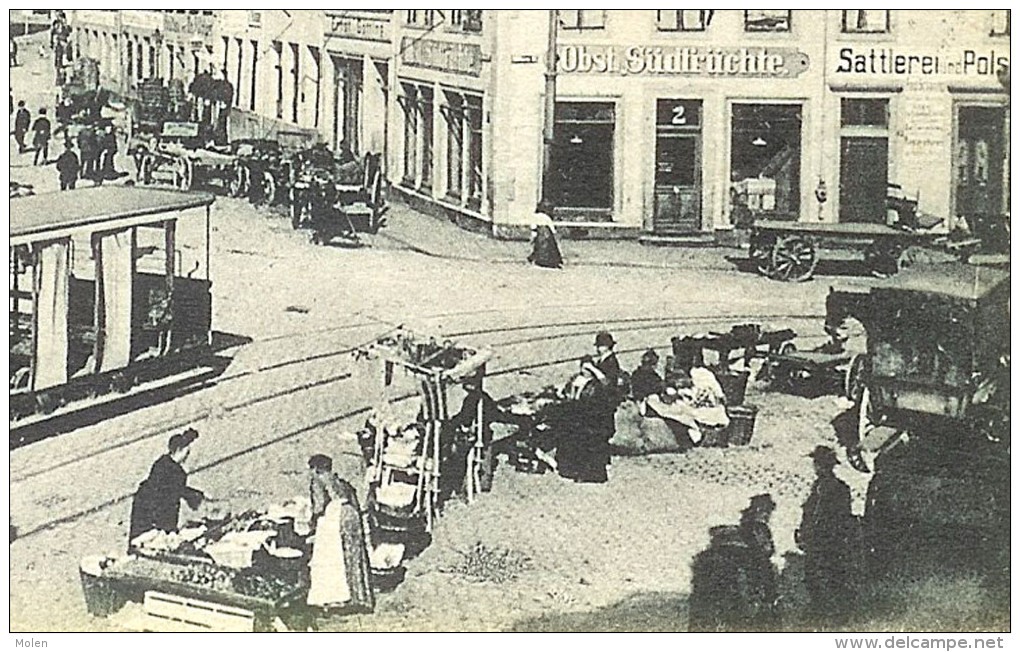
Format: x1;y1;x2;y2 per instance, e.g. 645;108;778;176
306;455;374;613
527;200;563;269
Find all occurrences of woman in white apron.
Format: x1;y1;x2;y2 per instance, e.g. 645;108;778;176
306;455;374;613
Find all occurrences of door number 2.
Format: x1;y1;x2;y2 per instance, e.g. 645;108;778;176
671;105;687;125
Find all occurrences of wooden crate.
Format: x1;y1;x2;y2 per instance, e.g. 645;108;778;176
141;591;255;632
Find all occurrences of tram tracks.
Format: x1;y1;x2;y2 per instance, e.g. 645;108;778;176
10;307;824;540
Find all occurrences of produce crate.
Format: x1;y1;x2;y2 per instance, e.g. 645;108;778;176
141;591;255;632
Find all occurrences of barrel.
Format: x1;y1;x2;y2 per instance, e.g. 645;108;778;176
79;556;126;617
725;405;759;446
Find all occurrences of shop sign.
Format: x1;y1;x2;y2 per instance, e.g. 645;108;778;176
326;11;390;42
163;12;213;38
835;47;1009;78
401;37;482;77
558;45;809;78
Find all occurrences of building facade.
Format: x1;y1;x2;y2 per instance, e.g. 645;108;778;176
69;10;1010;239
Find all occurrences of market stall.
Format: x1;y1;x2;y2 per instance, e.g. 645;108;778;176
82;503;311;631
355;329;494;535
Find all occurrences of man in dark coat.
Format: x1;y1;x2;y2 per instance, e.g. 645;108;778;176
740;493;780;630
14;101;30;152
55;140;79;190
98;125;118;181
76;124;97;180
689;525;759;632
128;429;206;550
796;446;856;624
32;108;51;165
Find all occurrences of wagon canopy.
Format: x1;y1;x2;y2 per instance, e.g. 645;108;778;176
10;186;214;245
866;263;1009;390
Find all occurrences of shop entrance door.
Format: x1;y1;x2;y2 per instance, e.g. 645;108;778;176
955;106;1005;217
839;137;888;223
653;99;702;233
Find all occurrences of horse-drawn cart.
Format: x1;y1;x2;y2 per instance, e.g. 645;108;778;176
749;220;947;282
132;122;236;192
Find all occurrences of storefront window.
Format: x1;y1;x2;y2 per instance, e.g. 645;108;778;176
841;98;889;127
249;40;258;112
402;85;419;186
730;103;801;221
273;40;283;119
466;95;483;209
550;102;615;210
744;10;791;32
445;93;463;199
420;87;434;191
842;10;889;34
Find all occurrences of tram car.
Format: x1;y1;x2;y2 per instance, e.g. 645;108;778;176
10;187;216;428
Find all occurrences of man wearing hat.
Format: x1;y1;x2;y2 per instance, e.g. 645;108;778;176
740;493;779;630
574;331;622;483
796;445;856;623
127;428;206;550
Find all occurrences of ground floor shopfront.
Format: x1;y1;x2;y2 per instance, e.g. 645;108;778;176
480;84;1009;240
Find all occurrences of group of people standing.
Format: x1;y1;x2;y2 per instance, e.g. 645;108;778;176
12;97;119;188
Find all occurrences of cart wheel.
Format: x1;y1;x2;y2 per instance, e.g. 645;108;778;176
864;241;905;278
478;445;495;493
261;171;277;205
749;232;777;278
229;164;246;198
844;354;868;403
771;236;817;282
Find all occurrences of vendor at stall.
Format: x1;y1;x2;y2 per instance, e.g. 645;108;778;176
306;455;374;614
128;429;206;551
554;332;621;483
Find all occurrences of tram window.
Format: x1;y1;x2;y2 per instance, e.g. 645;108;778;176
10;246;34;392
135;225;170;275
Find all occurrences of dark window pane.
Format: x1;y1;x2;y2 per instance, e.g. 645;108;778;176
841;98;889;128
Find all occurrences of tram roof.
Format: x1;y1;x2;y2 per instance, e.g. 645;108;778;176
10;186;214;243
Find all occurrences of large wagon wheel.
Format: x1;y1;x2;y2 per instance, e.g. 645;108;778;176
260;171;277;206
864;240;907;278
749;232;778;278
771;235;818;282
844;353;868;403
228;163;248;198
855;386;902;473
